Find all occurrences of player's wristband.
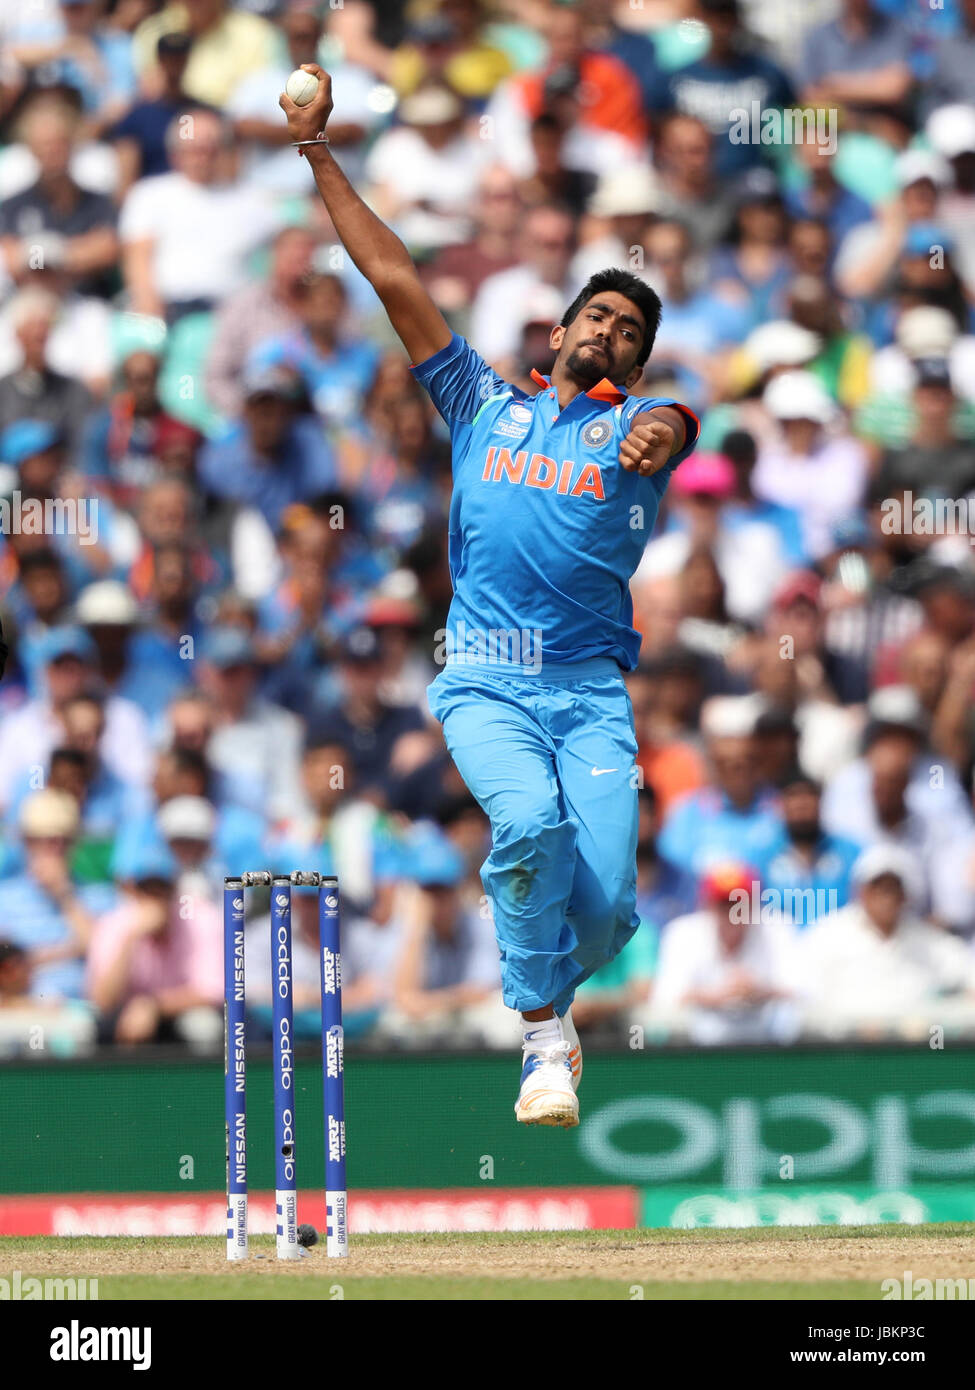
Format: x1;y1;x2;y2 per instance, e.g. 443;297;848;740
292;133;330;157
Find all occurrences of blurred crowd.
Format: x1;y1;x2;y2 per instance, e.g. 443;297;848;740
2;0;975;1055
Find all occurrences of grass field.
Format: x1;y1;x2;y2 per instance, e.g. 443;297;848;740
3;1223;974;1300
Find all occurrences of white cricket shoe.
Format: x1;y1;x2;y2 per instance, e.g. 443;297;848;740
514;1039;579;1128
562;1008;583;1092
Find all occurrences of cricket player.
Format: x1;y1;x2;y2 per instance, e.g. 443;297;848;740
281;69;699;1127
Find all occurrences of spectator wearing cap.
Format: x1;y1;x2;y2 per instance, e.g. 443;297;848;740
111;31;215;193
573;781;697;1032
112;734;263;893
0;626;151;811
638;219;753;411
0;788;114;1002
266;730;401;919
875;356;975;502
204;226;316;422
196;363;337;532
383;833;508;1046
650;0;795;178
766;563;870;708
786;275;874;412
367;592;435;711
307;624;426;793
636;450;791;626
421;163;522;315
0;97;119;299
927;103;975;294
753;371;869;561
799;844;975;1036
86;841;222;1045
365;85;489;255
867;304;975;421
569;166;659;287
0;292;91;457
657;695;785;882
228;2;383;196
0;418;140;593
74;578;140;696
647;861;799;1045
799;0;913;124
247;270;380;432
651;114;737;250
757;770;861;928
194;627;303;821
156;793;220;895
120;107;283;322
132;0;277;109
821;686;972;905
835;148;953;305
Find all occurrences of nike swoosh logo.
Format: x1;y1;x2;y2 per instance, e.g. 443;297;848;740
590;768;618;777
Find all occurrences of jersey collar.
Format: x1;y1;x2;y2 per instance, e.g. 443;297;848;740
529;369;627;406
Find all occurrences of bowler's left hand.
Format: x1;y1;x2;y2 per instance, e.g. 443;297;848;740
618;417;677;477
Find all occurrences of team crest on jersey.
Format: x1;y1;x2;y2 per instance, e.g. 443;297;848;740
582;419;612;448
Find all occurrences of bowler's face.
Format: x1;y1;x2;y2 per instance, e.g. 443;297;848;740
551;291;646;387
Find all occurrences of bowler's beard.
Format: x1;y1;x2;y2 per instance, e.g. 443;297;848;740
565;341;614;384
788;818;821;847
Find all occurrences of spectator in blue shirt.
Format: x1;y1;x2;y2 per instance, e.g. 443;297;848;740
659;695;784;884
800;0;914;121
759;770;862;928
197;364;338;531
250;271;381;432
653;0;795;178
785;137;875;251
111;31;217;188
0;788;115;1001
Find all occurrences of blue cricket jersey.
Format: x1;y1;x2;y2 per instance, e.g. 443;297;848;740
411;333;699;670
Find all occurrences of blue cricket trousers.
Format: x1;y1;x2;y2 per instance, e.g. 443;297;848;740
427;656;639;1015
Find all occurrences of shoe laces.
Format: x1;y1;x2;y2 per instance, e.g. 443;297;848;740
525;1039;571;1066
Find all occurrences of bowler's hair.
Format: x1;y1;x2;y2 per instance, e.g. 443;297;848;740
561;269;662;367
